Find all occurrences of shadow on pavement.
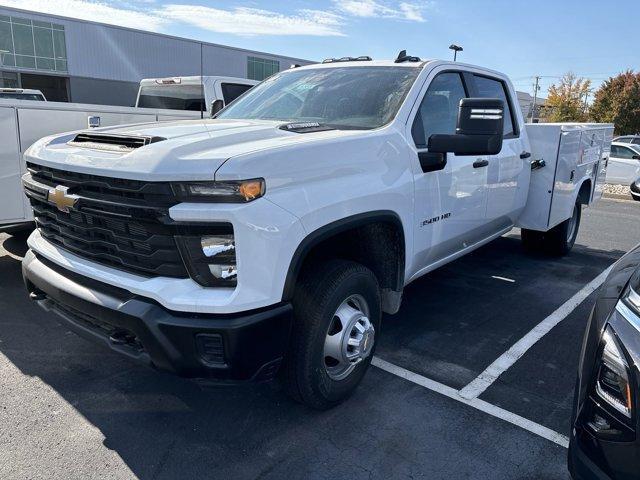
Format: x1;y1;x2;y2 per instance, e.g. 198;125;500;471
0;234;617;479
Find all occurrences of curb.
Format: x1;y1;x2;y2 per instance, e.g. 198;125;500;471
603;192;634;201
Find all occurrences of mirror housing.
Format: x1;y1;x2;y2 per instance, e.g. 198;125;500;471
633;155;640;160
428;98;505;156
210;99;225;117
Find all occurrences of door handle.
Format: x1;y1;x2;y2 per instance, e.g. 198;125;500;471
520;151;531;159
473;159;489;168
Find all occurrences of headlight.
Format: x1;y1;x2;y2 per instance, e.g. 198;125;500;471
176;234;237;287
173;179;265;203
596;326;633;418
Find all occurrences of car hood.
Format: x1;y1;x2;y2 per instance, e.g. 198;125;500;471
600;242;640;300
24;118;360;181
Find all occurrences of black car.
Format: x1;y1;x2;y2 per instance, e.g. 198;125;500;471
569;244;640;479
631;179;640;202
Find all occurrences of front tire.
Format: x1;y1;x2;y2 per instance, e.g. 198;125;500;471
283;260;381;410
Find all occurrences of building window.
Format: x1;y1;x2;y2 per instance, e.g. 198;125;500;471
0;15;67;73
0;70;18;88
247;56;279;81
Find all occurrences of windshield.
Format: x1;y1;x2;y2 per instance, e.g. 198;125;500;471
0;93;45;101
137;84;205;111
217;66;420;129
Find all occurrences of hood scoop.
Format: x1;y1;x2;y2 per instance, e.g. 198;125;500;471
68;133;166;153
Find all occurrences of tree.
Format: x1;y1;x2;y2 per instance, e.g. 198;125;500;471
590;71;640;135
545;72;591;122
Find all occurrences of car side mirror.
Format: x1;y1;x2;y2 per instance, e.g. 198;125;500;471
633;155;640;160
428;98;505;156
210;99;224;118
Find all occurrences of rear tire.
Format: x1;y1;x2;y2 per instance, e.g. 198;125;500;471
521;228;545;252
543;202;581;256
282;259;381;410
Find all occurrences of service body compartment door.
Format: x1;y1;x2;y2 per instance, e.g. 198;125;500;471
0;107;26;224
516;123;613;232
515;124;561;231
548;129;582;228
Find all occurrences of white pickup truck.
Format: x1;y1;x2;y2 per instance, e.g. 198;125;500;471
21;54;612;409
135;76;258;115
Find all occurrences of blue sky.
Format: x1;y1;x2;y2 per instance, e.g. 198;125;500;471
3;0;638;98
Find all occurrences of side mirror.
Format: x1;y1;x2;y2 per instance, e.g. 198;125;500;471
210;99;225;118
428;98;504;156
632;155;640;160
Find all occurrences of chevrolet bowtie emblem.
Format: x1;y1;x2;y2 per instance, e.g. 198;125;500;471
48;185;79;213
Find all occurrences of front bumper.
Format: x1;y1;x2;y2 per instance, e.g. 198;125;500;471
569;301;640;479
22;249;293;382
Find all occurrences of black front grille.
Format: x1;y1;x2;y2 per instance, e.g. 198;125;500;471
25;163;190;278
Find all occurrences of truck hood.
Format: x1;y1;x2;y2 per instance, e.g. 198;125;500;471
25;118;361;181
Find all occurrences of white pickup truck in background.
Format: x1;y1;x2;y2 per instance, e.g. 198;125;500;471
0;88;46;101
135;76;258;114
0;99;199;228
21;54;612;409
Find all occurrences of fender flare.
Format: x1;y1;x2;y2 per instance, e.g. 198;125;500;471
281;210;405;301
575;177;593;205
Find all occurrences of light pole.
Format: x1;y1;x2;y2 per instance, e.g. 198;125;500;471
449;44;463;61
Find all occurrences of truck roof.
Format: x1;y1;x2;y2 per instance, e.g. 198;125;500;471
294;59;432;70
139;76;259;86
290;59;509;80
0;88;45;95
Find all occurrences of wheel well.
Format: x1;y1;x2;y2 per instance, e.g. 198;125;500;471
283;213;405;314
577;179;592;205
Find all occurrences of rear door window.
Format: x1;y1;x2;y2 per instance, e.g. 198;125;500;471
472;75;517;138
221;83;253;104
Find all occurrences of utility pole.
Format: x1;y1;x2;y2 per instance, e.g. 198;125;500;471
531;76;540;123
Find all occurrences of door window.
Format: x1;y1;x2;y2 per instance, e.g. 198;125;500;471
221;83;253;104
411;72;467;148
472;75;517;138
612;145;638;159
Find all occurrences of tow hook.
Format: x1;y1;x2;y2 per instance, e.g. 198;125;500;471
29;291;47;301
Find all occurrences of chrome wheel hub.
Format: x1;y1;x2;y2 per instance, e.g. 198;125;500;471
324;294;375;381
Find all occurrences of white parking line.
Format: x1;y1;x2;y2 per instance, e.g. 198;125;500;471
458;265;613;400
372;357;570;448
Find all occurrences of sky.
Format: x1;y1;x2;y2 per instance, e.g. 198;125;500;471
2;0;639;99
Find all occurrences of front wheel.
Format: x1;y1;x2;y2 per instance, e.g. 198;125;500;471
282;260;381;410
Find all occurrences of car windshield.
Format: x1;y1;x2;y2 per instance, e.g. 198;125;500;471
217;66;420;130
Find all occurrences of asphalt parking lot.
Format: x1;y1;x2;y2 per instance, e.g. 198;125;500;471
1;198;639;480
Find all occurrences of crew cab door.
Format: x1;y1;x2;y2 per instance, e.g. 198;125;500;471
408;70;489;273
468;74;528;229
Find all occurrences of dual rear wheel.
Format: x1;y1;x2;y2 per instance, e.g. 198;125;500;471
521;202;581;255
